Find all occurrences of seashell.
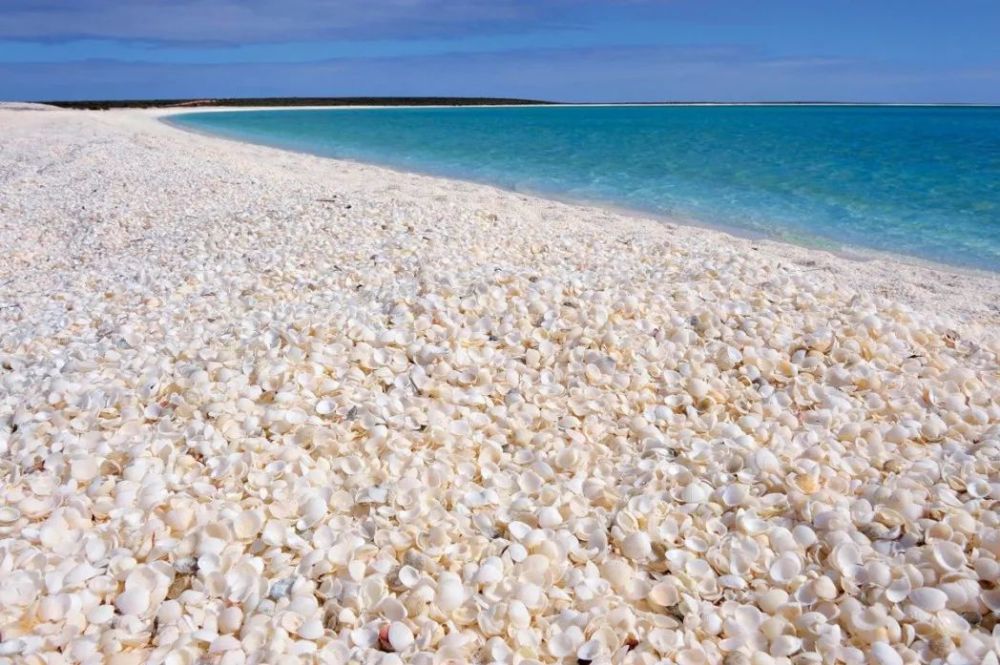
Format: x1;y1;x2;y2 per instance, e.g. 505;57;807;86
435;572;465;613
87;603;116;625
769;553;802;584
680;482;711;503
218;606;243;633
387;622;414;651
297;618;324;640
982;589;1000;612
649;580;679;607
870;642;903;665
577;639;602;662
548;626;585;658
233;510;264;539
770;635;802;657
298;495;327;528
475;557;504;585
930;541;965;572
508;521;532;540
506;543;528;562
721;484;749;507
537;506;562;528
621;532;652;561
378;596;407;621
831;542;861;574
397;565;421;588
115;588;150;616
0;507;20;523
209;636;242;653
909;587;947;612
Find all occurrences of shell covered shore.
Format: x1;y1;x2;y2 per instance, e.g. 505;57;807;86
1;109;999;665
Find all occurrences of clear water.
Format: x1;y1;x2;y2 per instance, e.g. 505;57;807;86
171;105;1000;271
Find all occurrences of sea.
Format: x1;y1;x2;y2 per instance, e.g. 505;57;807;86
170;105;1000;271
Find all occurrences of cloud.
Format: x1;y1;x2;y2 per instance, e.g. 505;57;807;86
4;45;995;104
0;0;649;44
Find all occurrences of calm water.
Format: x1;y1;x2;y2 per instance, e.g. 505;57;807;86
171;106;1000;270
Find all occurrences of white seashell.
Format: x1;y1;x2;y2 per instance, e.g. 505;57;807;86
506;543;528;562
388;622;414;651
231;510;261;539
299;496;327;527
297;618;325;640
548;626;584;658
885;575;910;603
209;636;242;653
909;587;947;612
649;580;679;607
769;552;802;584
0;507;20;523
646;628;676;654
86;604;115;625
930;541;965;571
508;521;532;540
770;635;802;657
378;596;407;621
831;542;861;574
621;532;652;561
435;572;465;613
397;565;420;588
721;484;749;507
115;588;150;615
870;642;903;665
982;589;1000;612
475;557;504;585
219;606;243;633
577;639;602;661
537;506;562;528
681;482;711;503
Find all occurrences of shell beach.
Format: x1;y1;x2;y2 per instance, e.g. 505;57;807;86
1;107;999;664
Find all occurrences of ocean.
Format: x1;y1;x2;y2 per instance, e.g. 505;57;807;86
170;105;1000;271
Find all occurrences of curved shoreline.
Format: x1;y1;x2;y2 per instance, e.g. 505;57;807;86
160;106;1000;279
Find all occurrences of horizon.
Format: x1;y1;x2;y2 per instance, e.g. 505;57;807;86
1;1;999;103
33;97;1000;107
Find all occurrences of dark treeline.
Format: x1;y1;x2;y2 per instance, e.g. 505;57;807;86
41;97;554;110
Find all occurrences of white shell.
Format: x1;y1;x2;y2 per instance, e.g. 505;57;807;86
297;618;324;639
909;587;947;612
115;589;151;616
930;541;966;571
769;553;802;584
435;572;465;612
621;532;652;561
870;642;903;665
387;622;414;651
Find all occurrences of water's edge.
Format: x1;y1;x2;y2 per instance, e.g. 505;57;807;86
160;109;999;280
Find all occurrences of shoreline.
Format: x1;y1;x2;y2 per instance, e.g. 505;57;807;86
159;106;1000;292
2;107;999;663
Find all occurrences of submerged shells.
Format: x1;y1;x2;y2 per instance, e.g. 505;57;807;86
1;108;999;664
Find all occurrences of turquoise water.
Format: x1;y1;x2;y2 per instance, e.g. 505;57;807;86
171;106;1000;271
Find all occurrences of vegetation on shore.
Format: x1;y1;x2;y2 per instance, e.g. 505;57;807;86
40;97;553;110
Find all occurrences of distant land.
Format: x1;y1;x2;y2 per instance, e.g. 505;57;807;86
36;97;998;110
40;97;554;110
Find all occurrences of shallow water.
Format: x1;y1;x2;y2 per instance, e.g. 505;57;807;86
172;105;1000;271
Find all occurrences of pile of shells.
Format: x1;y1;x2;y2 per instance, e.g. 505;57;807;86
0;110;999;664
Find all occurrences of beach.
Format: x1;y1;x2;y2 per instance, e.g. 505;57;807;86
1;106;999;663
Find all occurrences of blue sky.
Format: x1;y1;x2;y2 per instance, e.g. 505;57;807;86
1;0;997;102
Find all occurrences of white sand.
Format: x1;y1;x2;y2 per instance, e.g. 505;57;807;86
0;108;998;664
